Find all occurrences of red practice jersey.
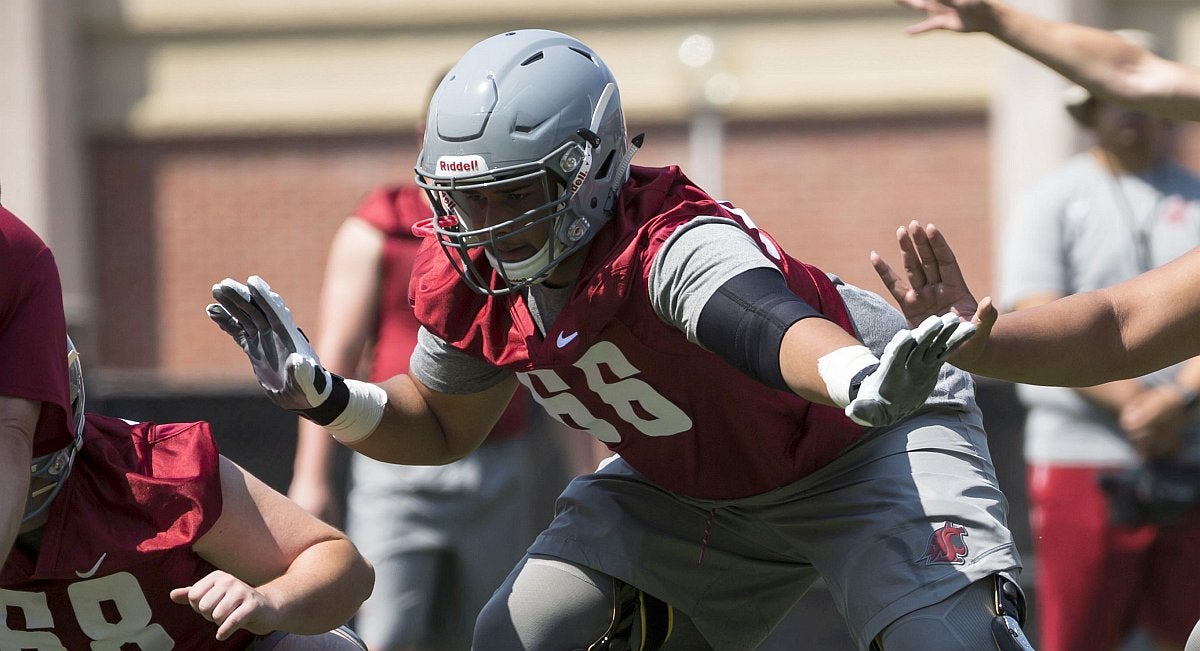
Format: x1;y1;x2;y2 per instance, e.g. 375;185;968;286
352;184;430;382
356;183;528;441
0;206;73;454
412;165;864;499
0;414;255;650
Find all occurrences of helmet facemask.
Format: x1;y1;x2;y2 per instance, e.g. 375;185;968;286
24;337;85;529
422;133;607;294
415;30;633;296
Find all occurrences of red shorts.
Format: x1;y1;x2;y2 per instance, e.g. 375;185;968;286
1027;463;1200;651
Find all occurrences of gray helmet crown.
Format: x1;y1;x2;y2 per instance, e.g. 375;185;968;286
416;29;631;294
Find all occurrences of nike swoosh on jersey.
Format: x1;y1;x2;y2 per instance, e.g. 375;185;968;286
76;552;107;579
556;331;579;348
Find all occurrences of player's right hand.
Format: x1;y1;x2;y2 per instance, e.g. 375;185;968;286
171;570;279;640
207;276;335;413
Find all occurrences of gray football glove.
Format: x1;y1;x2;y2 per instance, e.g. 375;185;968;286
846;313;976;427
207;276;340;419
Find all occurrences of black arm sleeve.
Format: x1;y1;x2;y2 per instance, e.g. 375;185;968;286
695;267;824;391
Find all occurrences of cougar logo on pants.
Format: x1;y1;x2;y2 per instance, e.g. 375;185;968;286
920;521;969;565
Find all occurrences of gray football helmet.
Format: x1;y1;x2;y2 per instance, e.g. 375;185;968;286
415;29;632;294
25;335;86;525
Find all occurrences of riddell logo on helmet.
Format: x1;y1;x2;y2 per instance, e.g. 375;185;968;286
568;154;593;194
437;155;487;177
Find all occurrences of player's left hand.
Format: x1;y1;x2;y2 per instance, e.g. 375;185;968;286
170;570;280;640
847;313;975;426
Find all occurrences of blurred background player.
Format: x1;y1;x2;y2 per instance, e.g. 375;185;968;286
209;29;1030;650
995;29;1200;651
0;203;73;566
288;69;561;651
4;336;375;649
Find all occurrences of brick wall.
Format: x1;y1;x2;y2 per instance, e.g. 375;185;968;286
89;112;992;380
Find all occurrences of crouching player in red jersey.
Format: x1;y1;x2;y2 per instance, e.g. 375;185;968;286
209;30;1032;650
2;336;375;650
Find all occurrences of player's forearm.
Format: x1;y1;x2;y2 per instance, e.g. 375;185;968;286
256;538;374;635
971;293;1129;386
984;1;1192;115
984;3;1118;90
339;374;500;465
781;317;869;407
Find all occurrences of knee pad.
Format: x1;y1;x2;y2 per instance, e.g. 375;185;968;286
990;575;1035;651
473;557;618;650
872;574;1034;651
472;556;675;651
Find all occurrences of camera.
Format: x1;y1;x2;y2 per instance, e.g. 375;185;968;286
1098;461;1200;526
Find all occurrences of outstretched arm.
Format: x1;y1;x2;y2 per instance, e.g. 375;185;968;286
874;222;1200;386
208;276;507;465
897;0;1200;122
657;224;973;428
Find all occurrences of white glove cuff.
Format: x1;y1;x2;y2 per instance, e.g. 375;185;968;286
326;380;387;445
817;345;880;408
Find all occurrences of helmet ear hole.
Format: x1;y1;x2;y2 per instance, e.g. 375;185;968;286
594;150;616;181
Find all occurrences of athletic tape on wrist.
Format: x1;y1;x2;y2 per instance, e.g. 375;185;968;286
817;345;880;408
326;379;388;445
297;374;386;445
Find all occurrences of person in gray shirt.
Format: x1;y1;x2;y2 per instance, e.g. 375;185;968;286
999;31;1200;650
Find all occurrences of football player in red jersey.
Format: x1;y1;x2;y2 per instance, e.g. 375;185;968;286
3;336;375;650
0;205;73;569
211;30;1032;650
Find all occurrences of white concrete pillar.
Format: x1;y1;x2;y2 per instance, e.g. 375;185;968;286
988;0;1104;274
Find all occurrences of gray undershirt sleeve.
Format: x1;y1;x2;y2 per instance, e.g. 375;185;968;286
648;218;780;344
409;326;513;394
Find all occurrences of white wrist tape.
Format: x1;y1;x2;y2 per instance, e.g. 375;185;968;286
817;345;880;408
326;379;388;445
